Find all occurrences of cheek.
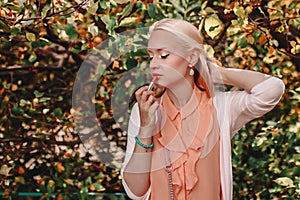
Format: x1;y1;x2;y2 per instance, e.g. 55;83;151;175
158;62;188;86
167;58;188;74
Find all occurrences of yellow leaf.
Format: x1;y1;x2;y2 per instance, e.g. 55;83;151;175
87;0;98;14
203;44;215;57
274;177;295;188
15;176;25;184
26;32;36;42
74;13;84;22
256;138;264;146
49;180;55;187
290;41;296;48
114;0;129;4
119;17;137;27
204;14;223;39
0;165;12;176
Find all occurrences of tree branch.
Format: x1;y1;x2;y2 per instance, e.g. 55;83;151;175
0;0;89;25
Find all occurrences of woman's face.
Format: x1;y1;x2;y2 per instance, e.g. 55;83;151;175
147;30;191;89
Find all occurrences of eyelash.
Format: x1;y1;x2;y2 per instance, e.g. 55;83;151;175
149;54;169;60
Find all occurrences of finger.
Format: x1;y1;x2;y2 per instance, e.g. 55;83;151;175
146;95;158;112
146;94;156;107
149;101;159;115
135;87;148;101
140;90;154;104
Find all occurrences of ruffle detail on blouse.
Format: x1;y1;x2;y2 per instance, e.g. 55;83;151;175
154;89;219;197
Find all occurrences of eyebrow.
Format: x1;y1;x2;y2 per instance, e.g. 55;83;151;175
147;48;168;53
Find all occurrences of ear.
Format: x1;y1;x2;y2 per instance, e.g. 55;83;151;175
187;48;200;66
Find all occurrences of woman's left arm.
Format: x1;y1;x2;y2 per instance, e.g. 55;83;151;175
213;66;285;136
217;67;271;93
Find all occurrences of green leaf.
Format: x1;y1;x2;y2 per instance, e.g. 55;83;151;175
289;0;299;9
237;37;248;48
0;38;11;51
136;1;143;9
125;58;137;70
169;0;184;14
5;3;21;12
270;39;279;47
86;176;92;184
10;26;22;37
209;25;220;31
0;20;9;32
41;6;51;19
88;23;99;37
19;99;30;107
233;4;245;18
253;30;262;40
65;24;78;40
101;15;117;36
22;19;34;26
34;90;43;98
12;106;24;115
26;32;36;42
292;166;300;176
31;39;51;49
53;107;63;117
186;3;202;15
110;0;117;7
93;182;105;192
148;3;157;18
99;0;108;9
71;46;82;54
119;3;133;19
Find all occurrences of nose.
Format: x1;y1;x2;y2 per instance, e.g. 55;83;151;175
149;63;159;70
149;57;159;70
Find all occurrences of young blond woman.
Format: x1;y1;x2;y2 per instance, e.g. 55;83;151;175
121;18;285;200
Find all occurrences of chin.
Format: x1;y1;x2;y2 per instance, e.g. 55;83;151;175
153;84;166;97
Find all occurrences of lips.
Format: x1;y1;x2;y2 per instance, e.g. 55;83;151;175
152;73;162;77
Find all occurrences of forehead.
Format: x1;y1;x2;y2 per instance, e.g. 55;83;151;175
147;30;189;57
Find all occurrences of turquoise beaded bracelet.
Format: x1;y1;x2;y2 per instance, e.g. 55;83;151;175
134;136;154;149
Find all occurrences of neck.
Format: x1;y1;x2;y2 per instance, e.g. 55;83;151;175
167;77;194;109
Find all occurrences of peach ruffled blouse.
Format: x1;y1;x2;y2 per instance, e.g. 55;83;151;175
149;87;221;199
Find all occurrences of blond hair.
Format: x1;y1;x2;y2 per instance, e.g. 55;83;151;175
149;18;218;98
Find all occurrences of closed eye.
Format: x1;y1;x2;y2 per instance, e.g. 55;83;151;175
160;54;169;59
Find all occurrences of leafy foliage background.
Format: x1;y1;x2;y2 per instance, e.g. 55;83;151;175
0;0;299;199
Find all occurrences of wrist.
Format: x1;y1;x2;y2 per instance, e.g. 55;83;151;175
138;125;154;138
134;136;154;152
216;66;228;84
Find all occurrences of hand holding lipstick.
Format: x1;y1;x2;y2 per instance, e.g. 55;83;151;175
135;80;159;128
148;76;158;91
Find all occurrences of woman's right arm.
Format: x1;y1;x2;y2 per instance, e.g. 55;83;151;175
122;86;159;198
